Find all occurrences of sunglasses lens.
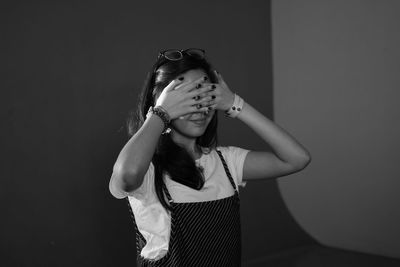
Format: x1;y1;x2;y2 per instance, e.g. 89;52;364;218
163;50;182;61
185;49;205;59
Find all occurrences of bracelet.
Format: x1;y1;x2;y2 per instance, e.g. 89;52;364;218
146;106;171;134
224;94;244;118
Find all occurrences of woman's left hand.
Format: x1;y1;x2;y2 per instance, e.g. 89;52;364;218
199;70;235;112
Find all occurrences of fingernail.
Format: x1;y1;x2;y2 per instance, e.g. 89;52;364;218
178;77;184;81
211;85;216;89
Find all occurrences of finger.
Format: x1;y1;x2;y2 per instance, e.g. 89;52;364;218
189;104;211;113
201;100;216;108
191;90;213;101
165;78;185;91
218;73;228;87
192;94;214;102
214;70;221;83
200;95;217;104
185;76;209;92
189;94;215;106
202;104;218;114
192;88;220;101
175;76;208;91
207;103;218;111
188;86;214;99
203;105;217;115
190;100;217;110
184;81;208;93
214;70;227;86
196;83;218;91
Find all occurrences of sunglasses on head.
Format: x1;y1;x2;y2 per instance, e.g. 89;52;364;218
157;48;206;61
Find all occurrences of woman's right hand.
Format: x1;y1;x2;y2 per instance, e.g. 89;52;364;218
155;76;213;120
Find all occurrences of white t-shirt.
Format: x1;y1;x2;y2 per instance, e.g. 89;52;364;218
127;146;250;260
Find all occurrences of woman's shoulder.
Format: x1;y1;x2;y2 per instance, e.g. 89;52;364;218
215;145;250;155
215;146;250;189
214;145;251;167
214;145;233;152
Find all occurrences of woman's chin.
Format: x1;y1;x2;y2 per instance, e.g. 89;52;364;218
184;129;207;138
171;127;207;139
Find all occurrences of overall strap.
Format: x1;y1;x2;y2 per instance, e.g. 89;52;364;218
216;149;239;194
162;179;174;203
154;163;174;204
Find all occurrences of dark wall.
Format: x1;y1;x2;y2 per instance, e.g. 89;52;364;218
1;1;315;265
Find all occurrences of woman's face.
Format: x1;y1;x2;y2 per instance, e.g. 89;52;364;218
170;69;215;139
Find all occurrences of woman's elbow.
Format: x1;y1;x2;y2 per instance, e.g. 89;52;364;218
296;154;312;170
109;170;142;199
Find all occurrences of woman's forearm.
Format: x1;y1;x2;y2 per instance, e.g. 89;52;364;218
112;114;164;190
236;101;311;167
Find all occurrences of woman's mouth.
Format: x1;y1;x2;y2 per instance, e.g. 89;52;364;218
190;118;206;126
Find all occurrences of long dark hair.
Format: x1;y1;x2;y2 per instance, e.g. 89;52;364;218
126;52;219;211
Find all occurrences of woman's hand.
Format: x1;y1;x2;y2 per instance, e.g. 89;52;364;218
155;76;214;120
196;70;235;112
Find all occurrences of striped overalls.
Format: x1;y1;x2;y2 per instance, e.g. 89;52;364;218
128;150;242;266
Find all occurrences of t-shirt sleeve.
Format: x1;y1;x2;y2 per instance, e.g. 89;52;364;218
126;162;154;201
219;146;250;189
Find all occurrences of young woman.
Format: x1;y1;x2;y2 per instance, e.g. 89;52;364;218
109;48;311;266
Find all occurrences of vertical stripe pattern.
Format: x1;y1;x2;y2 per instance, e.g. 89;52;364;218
126;150;242;266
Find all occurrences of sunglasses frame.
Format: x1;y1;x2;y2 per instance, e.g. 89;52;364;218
157;48;206;61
